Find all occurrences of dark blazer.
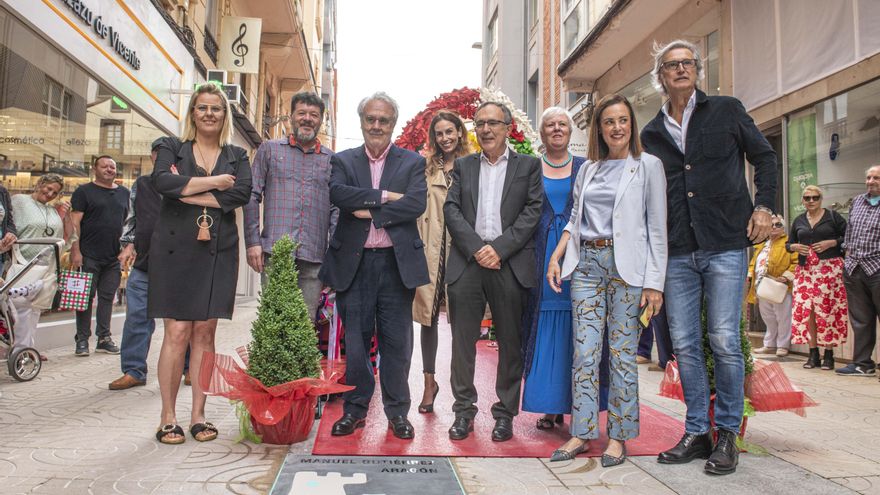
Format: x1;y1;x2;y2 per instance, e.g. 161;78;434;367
443;150;544;288
319;144;429;292
641;89;777;256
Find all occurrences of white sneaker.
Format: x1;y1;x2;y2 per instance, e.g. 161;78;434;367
753;346;777;354
776;348;789;357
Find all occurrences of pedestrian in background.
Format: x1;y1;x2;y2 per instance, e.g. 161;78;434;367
244;91;335;322
412;110;470;414
521;106;583;431
837;166;880;376
546;94;667;466
321;92;428;440
642;39;777;475
150;83;252;444
787;185;847;370
748;214;798;357
69;156;129;357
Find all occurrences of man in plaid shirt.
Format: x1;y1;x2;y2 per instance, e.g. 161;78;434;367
838;165;880;376
244;92;336;322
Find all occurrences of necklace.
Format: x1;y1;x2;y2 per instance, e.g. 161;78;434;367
542;152;572;169
31;195;54;236
194;141;219;175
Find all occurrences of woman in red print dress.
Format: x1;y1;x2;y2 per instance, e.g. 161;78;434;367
787;185;848;370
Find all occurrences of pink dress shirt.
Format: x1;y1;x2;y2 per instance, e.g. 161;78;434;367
364;143;393;248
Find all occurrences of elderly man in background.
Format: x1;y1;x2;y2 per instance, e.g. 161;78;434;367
319;92;428;440
837;165;880;377
244;91;335;322
640;39;777;475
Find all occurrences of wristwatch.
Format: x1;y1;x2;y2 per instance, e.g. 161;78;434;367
754;205;773;215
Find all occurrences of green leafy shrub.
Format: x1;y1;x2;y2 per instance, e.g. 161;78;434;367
246;236;321;387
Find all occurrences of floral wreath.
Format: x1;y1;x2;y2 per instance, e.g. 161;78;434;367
395;87;538;156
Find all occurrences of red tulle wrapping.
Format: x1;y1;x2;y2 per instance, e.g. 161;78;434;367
745;360;818;416
658;360;818;416
251;396;318;444
200;348;353;440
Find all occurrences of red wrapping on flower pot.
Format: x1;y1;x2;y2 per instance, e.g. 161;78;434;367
745;360;818;416
658;361;686;402
200;347;353;444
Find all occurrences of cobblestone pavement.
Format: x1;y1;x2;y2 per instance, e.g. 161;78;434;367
0;301;877;494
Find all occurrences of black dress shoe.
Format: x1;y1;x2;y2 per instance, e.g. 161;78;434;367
331;413;365;436
657;432;713;464
705;429;739;475
448;417;473;440
491;417;514;442
387;416;414;440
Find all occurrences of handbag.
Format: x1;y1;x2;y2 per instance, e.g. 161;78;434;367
57;269;94;311
756;276;787;304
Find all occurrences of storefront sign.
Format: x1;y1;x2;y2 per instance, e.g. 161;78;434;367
59;0;141;70
1;136;46;145
218;16;261;74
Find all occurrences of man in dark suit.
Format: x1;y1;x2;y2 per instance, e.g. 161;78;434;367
319;92;429;440
444;102;543;442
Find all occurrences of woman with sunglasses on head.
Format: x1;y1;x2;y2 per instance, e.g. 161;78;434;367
787;185;848;370
412;110;471;414
150;83;252;444
9;174;70;355
747;214;798;357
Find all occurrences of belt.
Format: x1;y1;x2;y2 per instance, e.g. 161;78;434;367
364;247;393;253
581;238;613;248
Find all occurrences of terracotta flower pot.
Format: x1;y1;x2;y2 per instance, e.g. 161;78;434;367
250;396;317;445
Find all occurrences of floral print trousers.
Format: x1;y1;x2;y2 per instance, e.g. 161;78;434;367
570;245;641;441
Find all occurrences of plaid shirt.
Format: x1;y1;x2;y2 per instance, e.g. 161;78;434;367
243;135;336;263
844;193;880;275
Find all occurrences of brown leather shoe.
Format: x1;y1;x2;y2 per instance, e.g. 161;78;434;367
109;374;146;390
184;372;191;386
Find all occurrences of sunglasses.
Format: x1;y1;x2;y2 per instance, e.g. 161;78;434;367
772;222;784;228
802;195;821;202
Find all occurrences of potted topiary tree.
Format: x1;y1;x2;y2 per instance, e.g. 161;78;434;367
202;236;351;444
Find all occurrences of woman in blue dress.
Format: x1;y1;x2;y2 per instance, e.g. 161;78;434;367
521;107;585;428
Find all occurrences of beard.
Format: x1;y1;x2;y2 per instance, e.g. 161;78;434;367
294;125;317;143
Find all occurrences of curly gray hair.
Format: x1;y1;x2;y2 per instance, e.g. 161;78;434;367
651;39;705;97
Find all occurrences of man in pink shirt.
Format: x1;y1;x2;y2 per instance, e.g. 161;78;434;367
319;92;429;439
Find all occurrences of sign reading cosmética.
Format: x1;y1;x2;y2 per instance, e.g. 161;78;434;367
59;0;141;70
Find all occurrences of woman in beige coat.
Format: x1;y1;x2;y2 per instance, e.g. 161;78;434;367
413;110;471;413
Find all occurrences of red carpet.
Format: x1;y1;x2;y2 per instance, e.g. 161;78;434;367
312;318;683;458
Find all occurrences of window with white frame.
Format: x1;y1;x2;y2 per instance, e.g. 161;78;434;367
562;0;586;56
41;77;70;124
488;10;498;56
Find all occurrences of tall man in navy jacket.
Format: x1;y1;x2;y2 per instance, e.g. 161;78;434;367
319;92;429;440
641;40;777;475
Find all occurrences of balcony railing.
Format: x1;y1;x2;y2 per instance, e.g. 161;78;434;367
204;29;218;64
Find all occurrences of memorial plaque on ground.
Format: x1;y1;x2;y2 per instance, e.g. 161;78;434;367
271;455;464;495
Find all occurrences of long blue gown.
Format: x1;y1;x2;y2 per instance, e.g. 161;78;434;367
522;176;573;414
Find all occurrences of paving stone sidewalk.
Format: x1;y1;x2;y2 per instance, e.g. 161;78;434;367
0;301;876;494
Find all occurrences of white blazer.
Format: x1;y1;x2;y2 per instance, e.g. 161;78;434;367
560;152;668;291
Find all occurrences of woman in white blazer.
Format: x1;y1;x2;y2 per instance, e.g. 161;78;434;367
546;94;668;466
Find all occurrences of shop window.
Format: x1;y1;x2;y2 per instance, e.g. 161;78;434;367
786;78;880;219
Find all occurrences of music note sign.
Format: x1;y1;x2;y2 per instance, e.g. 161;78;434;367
219;16;262;74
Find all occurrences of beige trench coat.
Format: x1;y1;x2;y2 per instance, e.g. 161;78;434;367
413;161;452;326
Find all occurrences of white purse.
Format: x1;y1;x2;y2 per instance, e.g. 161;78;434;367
756;276;787;304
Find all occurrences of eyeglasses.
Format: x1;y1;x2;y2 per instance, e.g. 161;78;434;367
802;195;821;202
195;105;225;115
772;222;784;228
474;119;509;129
661;59;697;72
364;115;393;127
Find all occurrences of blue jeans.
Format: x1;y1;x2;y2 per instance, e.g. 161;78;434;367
120;268;188;381
665;249;747;434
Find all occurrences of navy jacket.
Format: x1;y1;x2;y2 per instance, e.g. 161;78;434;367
640;89;777;256
319;144;429;292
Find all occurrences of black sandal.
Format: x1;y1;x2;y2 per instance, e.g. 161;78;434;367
190;422;218;442
536;414;563;430
156;424;185;444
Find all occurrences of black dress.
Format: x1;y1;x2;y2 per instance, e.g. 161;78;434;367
148;138;252;320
